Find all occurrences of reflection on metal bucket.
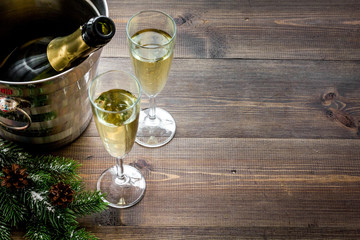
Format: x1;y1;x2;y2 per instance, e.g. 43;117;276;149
0;0;108;148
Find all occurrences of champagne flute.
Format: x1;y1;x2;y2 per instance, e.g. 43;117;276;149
88;70;145;208
126;10;176;148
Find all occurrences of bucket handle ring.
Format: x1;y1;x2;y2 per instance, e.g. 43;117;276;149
0;96;32;130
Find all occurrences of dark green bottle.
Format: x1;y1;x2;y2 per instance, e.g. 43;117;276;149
0;16;115;82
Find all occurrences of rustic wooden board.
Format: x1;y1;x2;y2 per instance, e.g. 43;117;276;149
103;0;360;60
8;0;360;239
49;138;360;228
83;57;360;139
11;226;360;240
38;137;360;239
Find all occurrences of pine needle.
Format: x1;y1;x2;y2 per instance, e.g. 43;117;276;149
24;224;53;240
69;191;108;217
0;139;108;239
0;188;27;227
0;217;11;240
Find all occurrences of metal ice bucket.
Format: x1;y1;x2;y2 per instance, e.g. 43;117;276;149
0;0;109;148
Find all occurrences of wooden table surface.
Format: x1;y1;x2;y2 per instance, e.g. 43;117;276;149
15;0;360;239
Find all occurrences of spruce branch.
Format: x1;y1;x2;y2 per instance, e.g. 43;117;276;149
28;171;53;188
69;191;108;217
24;224;53;240
26;155;80;181
24;225;99;240
0;140;29;167
0;217;11;240
64;228;99;240
0;188;27;226
0;139;108;239
24;190;77;230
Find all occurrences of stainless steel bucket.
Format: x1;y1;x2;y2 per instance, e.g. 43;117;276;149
0;0;109;148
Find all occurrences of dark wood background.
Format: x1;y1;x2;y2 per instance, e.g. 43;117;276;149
14;0;360;239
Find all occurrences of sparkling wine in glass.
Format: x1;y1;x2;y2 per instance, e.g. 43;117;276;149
89;70;145;208
126;10;176;148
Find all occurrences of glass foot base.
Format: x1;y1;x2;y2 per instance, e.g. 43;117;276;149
136;107;176;148
97;165;146;208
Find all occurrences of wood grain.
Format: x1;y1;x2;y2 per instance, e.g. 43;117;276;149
103;0;360;60
83;57;360;139
11;226;360;240
49;137;360;230
9;0;360;239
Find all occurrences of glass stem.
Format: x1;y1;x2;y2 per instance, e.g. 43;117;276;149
116;157;125;181
149;96;156;120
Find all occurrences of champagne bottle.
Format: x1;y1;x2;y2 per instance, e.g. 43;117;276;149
0;16;115;82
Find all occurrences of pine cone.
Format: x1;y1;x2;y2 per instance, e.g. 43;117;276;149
0;163;29;189
48;182;75;207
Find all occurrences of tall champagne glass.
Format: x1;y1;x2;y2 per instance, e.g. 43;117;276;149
89;70;145;208
126;10;176;148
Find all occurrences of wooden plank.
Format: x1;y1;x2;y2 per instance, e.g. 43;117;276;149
83;57;360;139
67;226;360;240
103;0;360;60
7;1;360;239
11;226;360;240
50;137;360;230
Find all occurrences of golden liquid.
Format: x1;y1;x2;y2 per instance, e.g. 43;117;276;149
130;29;173;96
92;89;139;158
